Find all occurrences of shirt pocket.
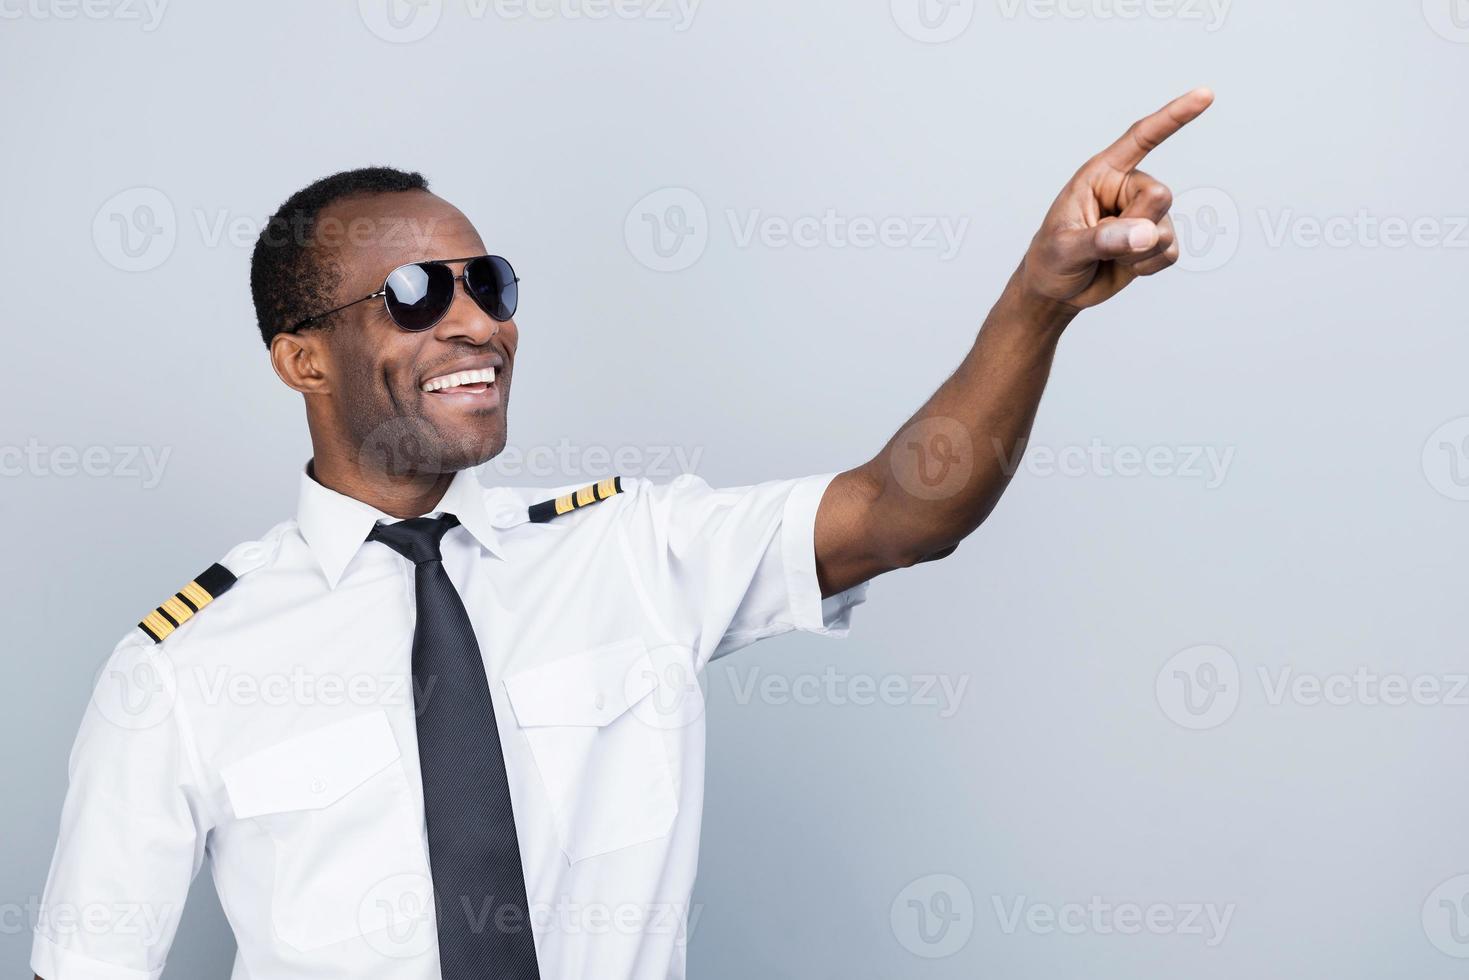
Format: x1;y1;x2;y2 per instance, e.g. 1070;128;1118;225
505;636;680;864
220;710;431;952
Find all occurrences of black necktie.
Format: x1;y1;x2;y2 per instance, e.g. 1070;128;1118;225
368;514;540;979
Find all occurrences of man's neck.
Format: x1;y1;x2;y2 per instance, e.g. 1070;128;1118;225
308;453;457;520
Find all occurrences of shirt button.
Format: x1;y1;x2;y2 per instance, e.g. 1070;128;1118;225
310;776;327;795
594;693;606;711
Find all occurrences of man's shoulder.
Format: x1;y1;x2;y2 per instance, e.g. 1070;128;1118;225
465;471;643;527
498;473;734;531
501;472;803;530
118;520;295;655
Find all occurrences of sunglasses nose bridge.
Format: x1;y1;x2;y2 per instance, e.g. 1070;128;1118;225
429;272;502;340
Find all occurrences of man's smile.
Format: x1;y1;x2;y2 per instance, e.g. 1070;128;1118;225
418;358;505;408
422;366;496;393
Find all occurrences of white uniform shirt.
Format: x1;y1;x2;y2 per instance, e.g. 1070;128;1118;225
32;465;868;980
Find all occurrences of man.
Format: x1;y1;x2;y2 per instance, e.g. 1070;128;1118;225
32;88;1212;980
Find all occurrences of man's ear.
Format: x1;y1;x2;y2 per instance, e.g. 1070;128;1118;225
270;330;332;395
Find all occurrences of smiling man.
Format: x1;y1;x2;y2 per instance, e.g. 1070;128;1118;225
32;89;1212;980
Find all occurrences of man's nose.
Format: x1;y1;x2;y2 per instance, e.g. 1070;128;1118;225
433;279;499;344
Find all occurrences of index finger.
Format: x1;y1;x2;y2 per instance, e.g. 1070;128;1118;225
1095;87;1215;172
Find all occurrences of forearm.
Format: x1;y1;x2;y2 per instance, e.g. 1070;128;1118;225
837;263;1075;568
814;88;1211;596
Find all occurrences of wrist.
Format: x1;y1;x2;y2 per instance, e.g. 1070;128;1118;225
1002;263;1080;336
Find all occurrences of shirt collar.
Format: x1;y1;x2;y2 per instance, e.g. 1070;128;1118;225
296;463;505;589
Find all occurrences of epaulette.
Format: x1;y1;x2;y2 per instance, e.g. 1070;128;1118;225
528;476;625;523
137;563;238;643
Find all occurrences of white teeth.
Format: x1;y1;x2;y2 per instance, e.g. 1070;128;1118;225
421;367;496;392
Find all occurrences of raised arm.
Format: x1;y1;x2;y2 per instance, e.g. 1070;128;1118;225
815;88;1214;596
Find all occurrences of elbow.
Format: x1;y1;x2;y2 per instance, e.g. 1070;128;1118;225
889;538;961;570
915;542;960;565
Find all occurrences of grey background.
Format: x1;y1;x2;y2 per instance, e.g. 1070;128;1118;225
3;0;1467;977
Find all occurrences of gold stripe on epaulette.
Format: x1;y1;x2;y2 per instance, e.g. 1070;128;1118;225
529;476;626;523
180;581;212;607
141;610;175;642
137;563;238;644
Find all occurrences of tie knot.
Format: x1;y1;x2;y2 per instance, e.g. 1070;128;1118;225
368;513;461;565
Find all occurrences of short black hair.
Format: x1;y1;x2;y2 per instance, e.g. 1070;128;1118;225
250;166;429;348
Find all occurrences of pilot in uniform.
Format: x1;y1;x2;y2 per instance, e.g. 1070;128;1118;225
32;84;1211;980
31;463;867;980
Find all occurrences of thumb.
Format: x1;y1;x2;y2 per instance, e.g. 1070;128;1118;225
1054;218;1159;268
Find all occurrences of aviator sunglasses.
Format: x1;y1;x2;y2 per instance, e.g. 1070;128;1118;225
291;254;519;333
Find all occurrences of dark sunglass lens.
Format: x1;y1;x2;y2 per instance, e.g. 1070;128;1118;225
466;256;518;321
384;262;454;331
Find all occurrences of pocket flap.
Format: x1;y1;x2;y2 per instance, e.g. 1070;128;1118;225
222;711;402;818
505;636;659;729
